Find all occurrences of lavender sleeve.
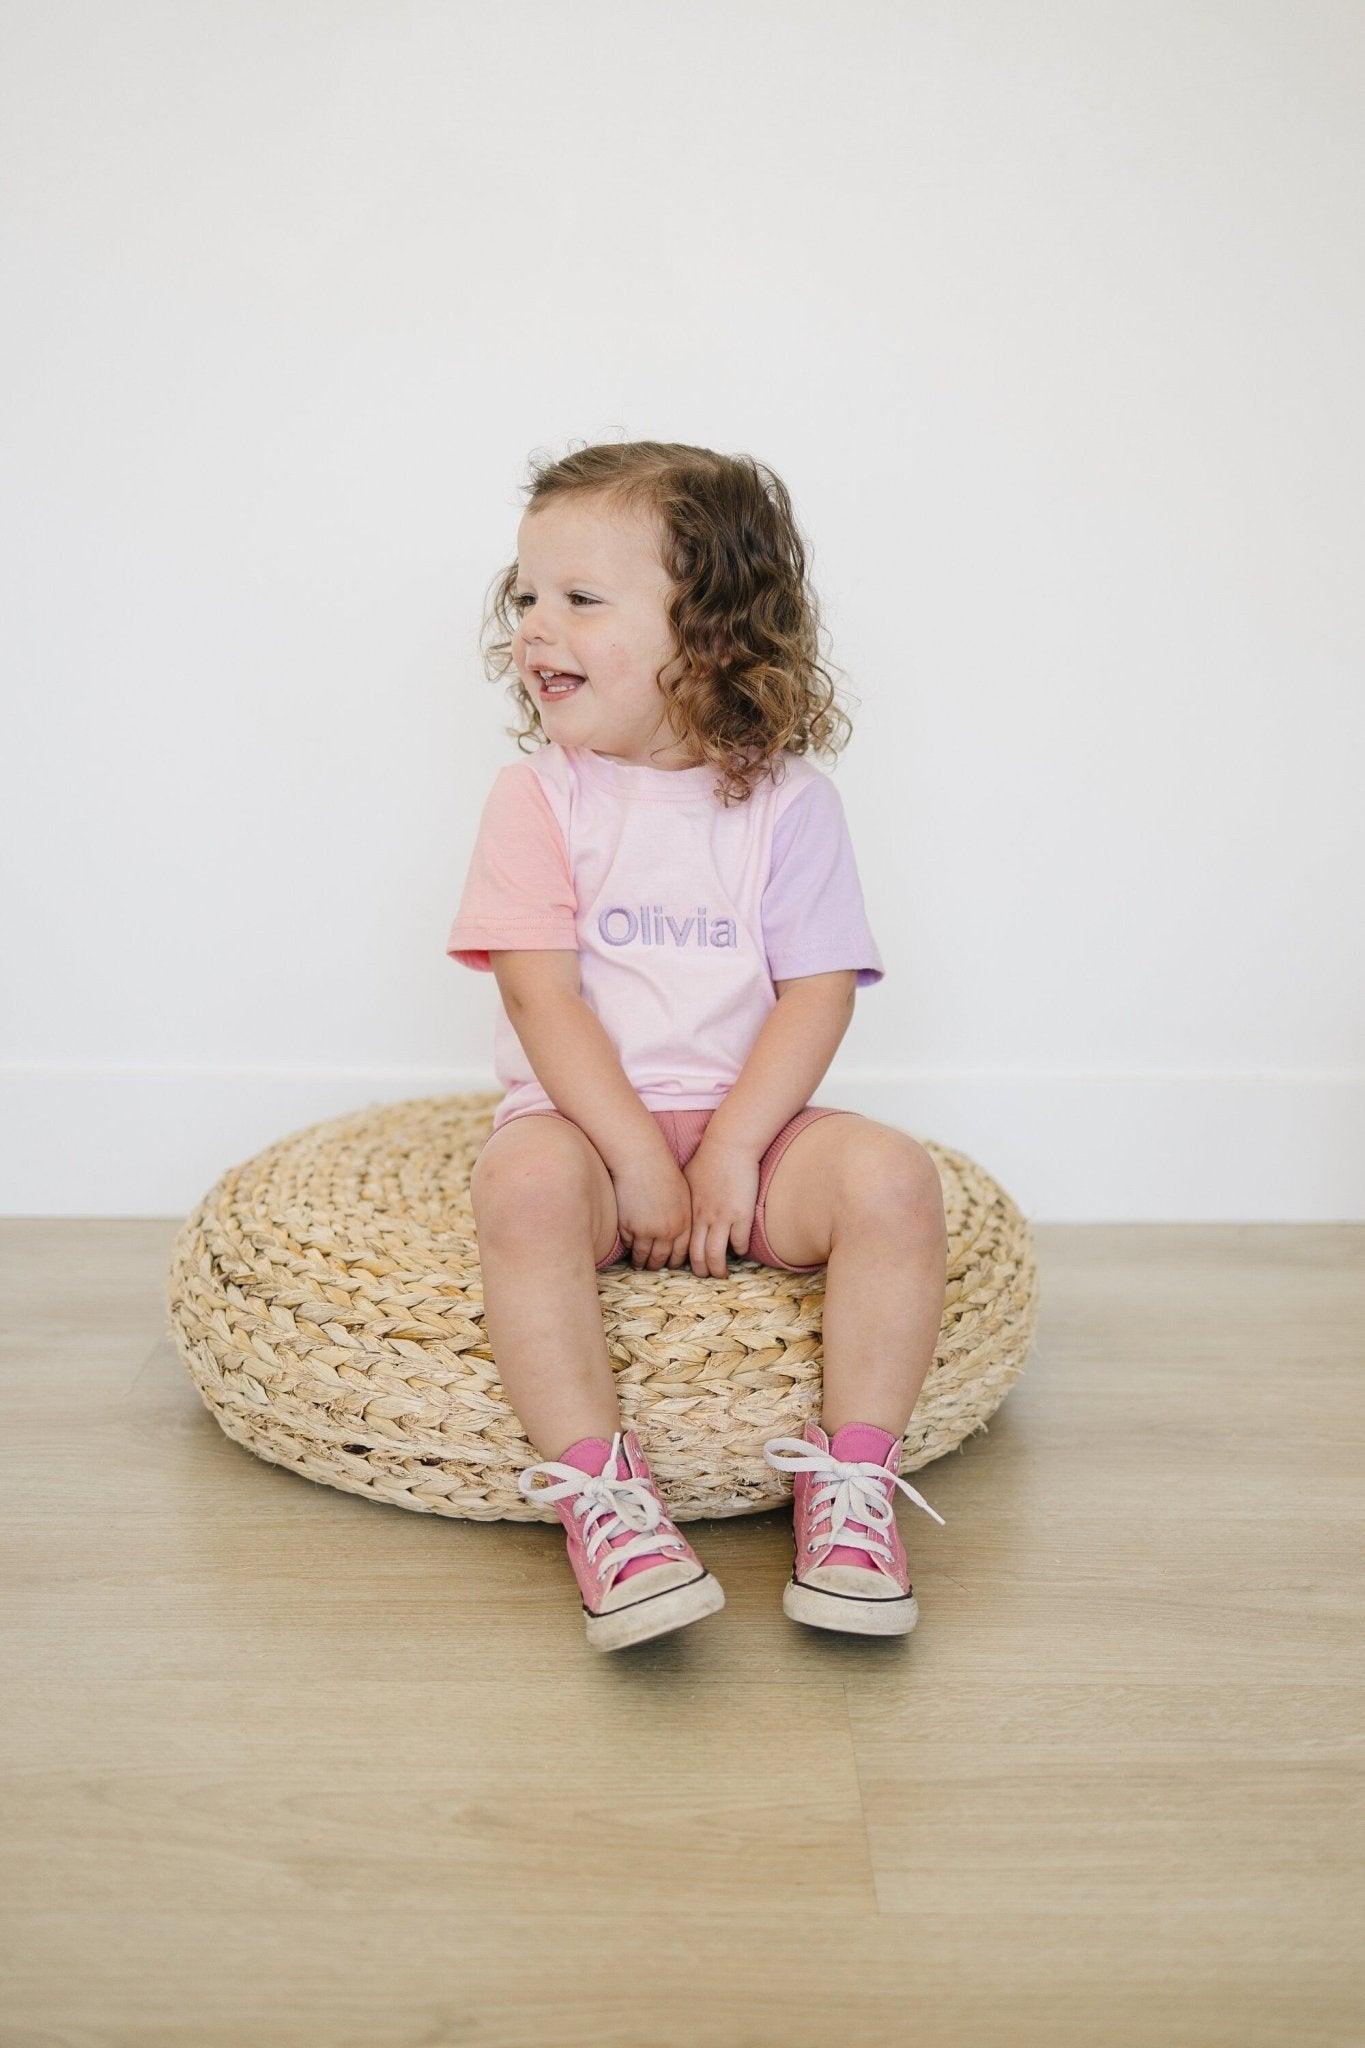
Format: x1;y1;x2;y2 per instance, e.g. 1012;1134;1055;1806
761;775;886;989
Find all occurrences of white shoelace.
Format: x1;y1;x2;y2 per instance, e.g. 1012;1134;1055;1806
518;1431;688;1590
762;1437;946;1566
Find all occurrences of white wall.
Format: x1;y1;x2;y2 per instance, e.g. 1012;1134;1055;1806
2;0;1361;1221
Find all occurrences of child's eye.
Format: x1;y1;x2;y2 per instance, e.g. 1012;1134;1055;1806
512;593;597;609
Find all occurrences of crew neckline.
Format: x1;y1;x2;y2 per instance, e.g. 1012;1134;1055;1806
569;744;722;802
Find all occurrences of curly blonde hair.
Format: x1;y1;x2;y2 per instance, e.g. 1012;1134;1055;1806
480;438;856;807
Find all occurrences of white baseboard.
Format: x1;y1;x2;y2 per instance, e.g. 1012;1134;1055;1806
1;1062;1362;1220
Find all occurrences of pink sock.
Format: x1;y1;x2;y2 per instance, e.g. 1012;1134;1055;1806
558;1435;621;1478
828;1422;899;1466
557;1434;661;1583
822;1422;901;1567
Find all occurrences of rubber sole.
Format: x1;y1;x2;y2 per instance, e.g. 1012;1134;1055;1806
782;1577;920;1637
584;1570;726;1652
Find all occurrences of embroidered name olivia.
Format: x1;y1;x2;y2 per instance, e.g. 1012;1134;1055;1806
597;904;738;950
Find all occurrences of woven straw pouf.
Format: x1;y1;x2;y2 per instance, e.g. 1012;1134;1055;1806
166;1091;1038;1522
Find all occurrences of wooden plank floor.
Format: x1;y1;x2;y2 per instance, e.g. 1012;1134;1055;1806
1;1220;1361;2047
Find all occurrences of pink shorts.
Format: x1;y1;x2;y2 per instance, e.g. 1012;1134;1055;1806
483;1103;862;1272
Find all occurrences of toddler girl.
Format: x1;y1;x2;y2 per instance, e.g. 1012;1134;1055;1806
447;440;948;1652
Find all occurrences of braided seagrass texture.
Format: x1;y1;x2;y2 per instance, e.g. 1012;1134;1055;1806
166;1091;1038;1522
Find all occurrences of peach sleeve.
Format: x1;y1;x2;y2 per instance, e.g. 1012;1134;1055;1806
445;764;578;972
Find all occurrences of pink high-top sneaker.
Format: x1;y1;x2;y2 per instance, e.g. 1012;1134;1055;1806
762;1420;946;1637
517;1428;725;1652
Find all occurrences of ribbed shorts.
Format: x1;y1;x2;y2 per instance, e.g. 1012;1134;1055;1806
484;1103;862;1272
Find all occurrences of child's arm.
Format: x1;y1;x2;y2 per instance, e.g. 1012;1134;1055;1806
701;971;857;1158
492;950;669;1173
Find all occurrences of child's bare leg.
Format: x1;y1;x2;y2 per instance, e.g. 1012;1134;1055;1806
760;1121;949;1437
820;1216;949;1437
470;1122;622;1457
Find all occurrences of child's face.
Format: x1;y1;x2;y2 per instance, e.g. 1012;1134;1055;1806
511;496;700;767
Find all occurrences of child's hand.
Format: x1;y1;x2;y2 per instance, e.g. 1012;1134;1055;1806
681;1136;761;1277
611;1153;695;1271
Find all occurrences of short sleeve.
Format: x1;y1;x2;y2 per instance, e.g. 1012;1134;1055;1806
761;775;885;989
445;764;578;972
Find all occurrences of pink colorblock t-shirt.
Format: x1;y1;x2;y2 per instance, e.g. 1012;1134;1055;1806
446;741;884;1132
